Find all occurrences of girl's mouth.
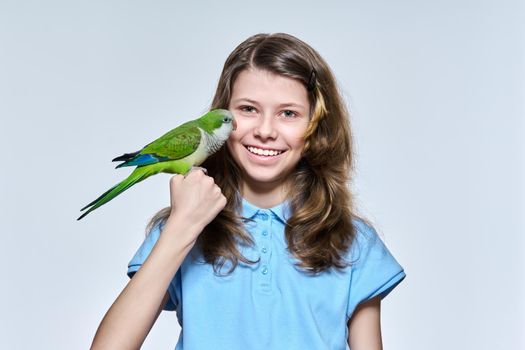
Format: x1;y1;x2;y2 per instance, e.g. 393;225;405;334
245;145;285;157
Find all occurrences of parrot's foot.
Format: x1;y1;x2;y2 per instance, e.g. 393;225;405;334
188;166;208;176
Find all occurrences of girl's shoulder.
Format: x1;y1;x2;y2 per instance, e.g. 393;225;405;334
350;217;380;245
351;217;376;236
347;217;387;264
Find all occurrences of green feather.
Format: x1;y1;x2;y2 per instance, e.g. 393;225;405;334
140;122;201;160
77;161;191;221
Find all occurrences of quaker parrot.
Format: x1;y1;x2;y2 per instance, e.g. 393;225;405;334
77;109;236;220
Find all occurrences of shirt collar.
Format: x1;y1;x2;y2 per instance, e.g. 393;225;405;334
240;197;291;224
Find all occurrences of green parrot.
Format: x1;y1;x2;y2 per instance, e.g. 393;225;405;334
78;109;236;220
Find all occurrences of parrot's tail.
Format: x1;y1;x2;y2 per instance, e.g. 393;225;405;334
77;166;158;220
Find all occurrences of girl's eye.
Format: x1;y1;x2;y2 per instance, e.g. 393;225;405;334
281;110;297;118
240;106;257;113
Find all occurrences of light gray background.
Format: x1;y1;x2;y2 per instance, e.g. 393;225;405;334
1;1;523;349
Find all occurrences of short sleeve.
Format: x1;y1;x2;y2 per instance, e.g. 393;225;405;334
127;223;180;311
346;219;406;320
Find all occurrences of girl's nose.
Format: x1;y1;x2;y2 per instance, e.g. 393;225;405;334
254;115;277;140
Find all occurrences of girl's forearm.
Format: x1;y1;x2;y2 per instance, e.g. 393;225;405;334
90;218;200;350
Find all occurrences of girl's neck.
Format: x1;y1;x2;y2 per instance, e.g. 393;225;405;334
240;179;289;209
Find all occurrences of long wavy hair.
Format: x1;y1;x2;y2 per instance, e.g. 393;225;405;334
146;33;369;275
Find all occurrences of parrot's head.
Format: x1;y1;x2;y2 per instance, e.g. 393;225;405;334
198;109;236;150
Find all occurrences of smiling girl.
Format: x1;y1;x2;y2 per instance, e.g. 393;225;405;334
91;33;406;350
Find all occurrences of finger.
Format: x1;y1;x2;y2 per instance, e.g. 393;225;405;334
184;167;204;178
190;166;208;175
170;174;184;186
183;169;195;179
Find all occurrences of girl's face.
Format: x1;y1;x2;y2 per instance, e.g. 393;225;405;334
227;68;310;195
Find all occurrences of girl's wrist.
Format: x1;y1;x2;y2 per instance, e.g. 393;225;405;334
163;214;203;246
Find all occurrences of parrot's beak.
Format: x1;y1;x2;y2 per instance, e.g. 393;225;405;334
232;119;237;131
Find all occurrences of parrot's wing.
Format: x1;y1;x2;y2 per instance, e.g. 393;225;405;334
116;123;202;168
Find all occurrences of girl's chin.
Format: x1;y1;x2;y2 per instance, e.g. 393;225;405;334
239;167;295;188
243;172;282;185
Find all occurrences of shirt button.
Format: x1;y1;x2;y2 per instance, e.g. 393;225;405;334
262;230;268;236
261;247;268;253
261;266;268;275
259;213;269;221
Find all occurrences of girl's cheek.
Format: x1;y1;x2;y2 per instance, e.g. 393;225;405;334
231;126;244;138
233;119;253;134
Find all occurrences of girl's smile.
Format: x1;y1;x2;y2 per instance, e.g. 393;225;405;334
227;68;310;200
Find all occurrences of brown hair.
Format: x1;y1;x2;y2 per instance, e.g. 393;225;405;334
146;33;369;275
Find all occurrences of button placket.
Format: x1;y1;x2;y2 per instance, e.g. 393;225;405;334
257;210;272;290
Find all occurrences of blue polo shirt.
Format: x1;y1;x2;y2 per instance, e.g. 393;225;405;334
127;198;406;350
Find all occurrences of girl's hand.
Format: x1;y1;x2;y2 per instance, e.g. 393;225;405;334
166;168;227;241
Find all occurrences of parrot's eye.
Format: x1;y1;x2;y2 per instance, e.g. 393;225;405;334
223;117;230;122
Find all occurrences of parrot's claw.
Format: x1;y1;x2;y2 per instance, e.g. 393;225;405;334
188;166;208;175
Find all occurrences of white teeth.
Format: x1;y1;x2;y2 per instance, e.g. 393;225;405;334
247;146;283;156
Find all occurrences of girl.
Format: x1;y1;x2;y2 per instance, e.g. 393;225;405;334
91;33;406;350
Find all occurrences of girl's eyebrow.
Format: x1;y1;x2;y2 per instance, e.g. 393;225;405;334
276;102;307;110
231;98;260;105
231;98;306;110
